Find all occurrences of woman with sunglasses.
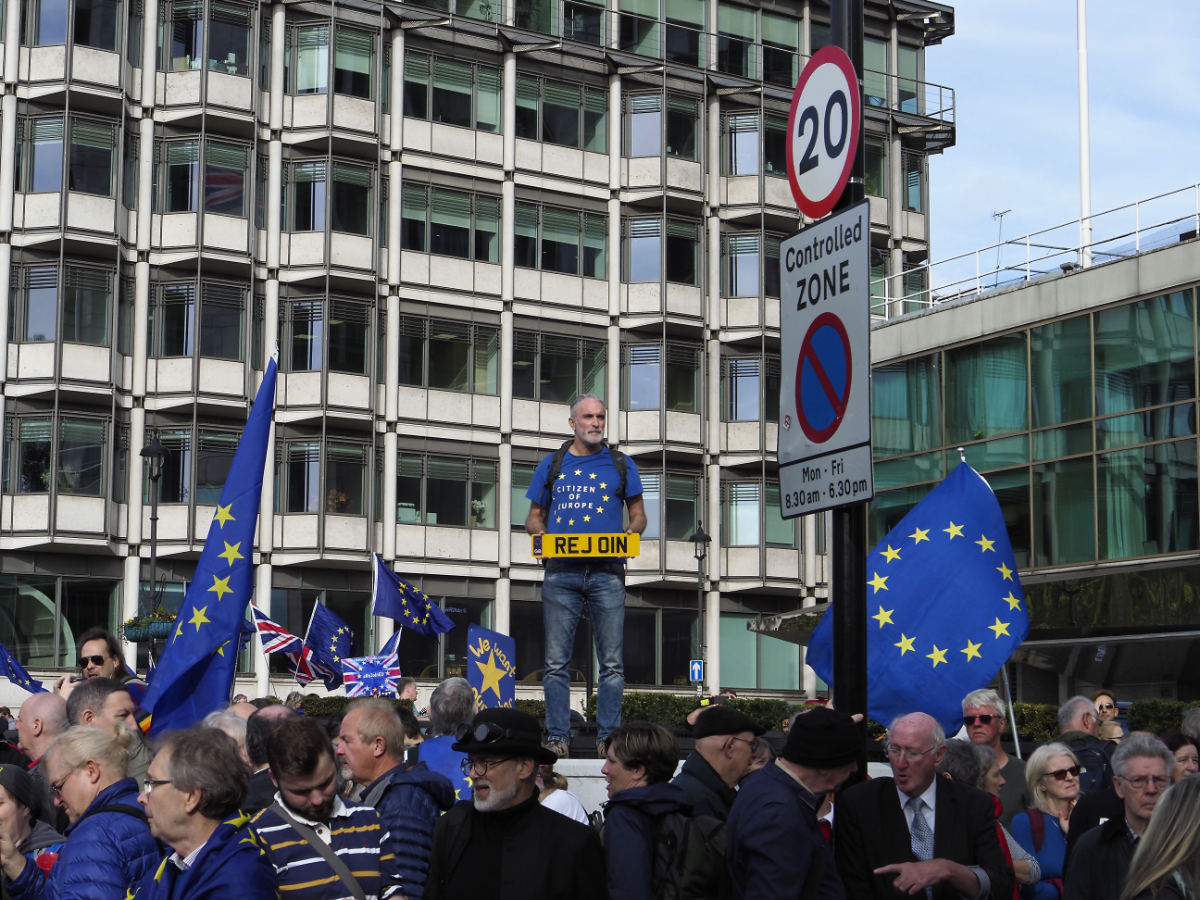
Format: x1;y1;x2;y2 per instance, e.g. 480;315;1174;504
1011;743;1082;900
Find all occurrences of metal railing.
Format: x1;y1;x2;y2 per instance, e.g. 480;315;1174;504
872;183;1200;319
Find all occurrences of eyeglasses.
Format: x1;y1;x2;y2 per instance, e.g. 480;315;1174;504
78;654;107;668
1096;703;1115;711
49;770;76;797
885;743;935;763
1042;766;1081;782
729;735;762;753
963;715;997;726
1119;774;1170;791
461;757;510;777
142;777;172;795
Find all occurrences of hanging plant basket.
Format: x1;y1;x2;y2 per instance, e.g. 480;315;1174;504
147;621;173;638
123;624;150;642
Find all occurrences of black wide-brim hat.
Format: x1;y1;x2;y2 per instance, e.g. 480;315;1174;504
452;707;558;765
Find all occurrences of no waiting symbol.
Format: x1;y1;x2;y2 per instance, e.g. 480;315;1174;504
796;312;852;443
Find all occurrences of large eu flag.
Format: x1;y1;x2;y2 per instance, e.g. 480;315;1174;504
0;641;44;693
371;553;454;637
142;358;277;735
806;462;1030;734
304;602;354;690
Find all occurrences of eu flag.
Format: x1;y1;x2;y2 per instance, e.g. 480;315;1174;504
806;462;1030;735
142;358;277;735
0;641;44;693
305;602;354;690
371;553;454;637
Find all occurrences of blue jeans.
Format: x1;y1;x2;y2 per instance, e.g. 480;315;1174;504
542;559;626;743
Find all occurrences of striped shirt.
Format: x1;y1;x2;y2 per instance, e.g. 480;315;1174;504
251;795;404;899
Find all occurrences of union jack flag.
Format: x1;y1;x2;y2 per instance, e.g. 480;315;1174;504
342;654;402;698
251;605;303;656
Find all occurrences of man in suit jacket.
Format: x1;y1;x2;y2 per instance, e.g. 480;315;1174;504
835;712;1014;899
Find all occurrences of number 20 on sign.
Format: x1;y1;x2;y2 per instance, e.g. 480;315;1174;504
786;46;862;220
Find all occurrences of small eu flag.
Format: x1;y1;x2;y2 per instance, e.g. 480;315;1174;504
0;641;44;694
371;554;454;637
142;358;277;735
304;602;354;690
806;462;1030;735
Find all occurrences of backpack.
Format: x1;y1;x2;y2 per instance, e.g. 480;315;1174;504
651;811;726;900
542;439;628;512
1062;737;1113;796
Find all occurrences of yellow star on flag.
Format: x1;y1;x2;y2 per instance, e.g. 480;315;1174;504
988;618;1011;639
881;545;901;563
1002;592;1022;611
602;494;610;502
943;521;964;539
583;515;591;522
599;481;607;489
926;645;948;668
961;640;982;661
208;574;233;601
589;473;596;480
596;506;604;514
474;650;507;700
188;606;211;631
872;606;895;628
214;639;231;657
975;535;996;553
218;540;243;567
557;473;566;480
574;469;582;476
568;519;575;526
894;633;915;655
997;562;1013;581
909;527;930;544
868;572;889;593
212;503;235;528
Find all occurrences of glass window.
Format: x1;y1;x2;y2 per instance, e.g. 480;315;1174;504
430;189;471;258
24;118;63;192
474;196;500;263
666;95;697;160
403;54;499;132
403;51;429;119
564;0;603;45
164;140;199;212
626;93;660;158
291;23;329;94
898;44;919;114
865;136;887;198
664;473;699;539
281;441;320;513
333;27;372;98
510;463;535;528
195;430;236;503
665;0;703;66
155;429;191;502
62;266;110;346
1031;317;1091;428
542;82;580;147
864;35;888;106
515;74;605;151
204;142;247;216
24;0;67;44
284;299;322;371
666;219;699;286
164;0;202;70
762;11;796;88
1033;456;1094;566
903;150;924;213
626;345;660;410
122;132;138;209
289;161;326;231
328;298;370;374
726;233;760;297
1099;440;1198;560
1094;291;1194;417
331;162;371;235
512;331;605;403
725;357;761;421
665;344;699;412
873;356;941;457
198;282;244;359
716;1;755;78
431;58;471;127
13;266;58;342
765;483;795;547
723;481;760;546
618;0;658;57
325;443;365;515
726;113;759;176
57;419;104;496
626;218;661;282
764;115;786;178
397;454;497;528
209;1;251;75
11;419;52;493
156;282;195;356
944;335;1028;444
515;75;538;140
74;0;118;51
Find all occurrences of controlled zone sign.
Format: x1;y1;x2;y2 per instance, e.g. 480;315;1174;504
786;45;862;219
778;200;873;518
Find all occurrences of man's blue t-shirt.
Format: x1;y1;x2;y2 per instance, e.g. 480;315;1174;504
525;446;643;534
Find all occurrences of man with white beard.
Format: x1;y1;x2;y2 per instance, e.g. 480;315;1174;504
425;709;606;900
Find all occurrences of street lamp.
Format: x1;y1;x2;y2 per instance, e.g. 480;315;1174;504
140;430;166;615
688;522;711;697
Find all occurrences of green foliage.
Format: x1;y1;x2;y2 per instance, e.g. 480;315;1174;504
1128;699;1188;735
298;696;413;718
514;699;546;719
581;692;790;733
1013;703;1059;743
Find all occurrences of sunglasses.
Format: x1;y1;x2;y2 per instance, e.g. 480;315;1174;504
78;655;107;668
963;715;996;726
1096;703;1115;710
1043;766;1081;781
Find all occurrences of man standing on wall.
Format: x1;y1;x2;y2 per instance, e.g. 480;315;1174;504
526;395;646;759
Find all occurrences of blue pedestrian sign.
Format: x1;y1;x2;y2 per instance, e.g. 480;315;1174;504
689;659;704;683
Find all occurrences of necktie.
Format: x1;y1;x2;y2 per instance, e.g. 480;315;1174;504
907;796;935;900
818;819;833;843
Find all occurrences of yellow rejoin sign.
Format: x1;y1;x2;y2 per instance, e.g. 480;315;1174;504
531;533;641;559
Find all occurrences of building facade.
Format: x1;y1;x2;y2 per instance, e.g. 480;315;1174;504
0;0;956;700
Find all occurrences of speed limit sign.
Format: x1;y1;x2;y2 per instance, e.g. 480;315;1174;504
786;46;861;219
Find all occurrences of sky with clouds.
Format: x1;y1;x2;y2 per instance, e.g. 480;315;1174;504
924;2;1200;275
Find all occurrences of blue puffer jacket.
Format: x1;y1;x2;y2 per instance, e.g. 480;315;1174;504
7;777;161;900
134;812;277;900
602;781;693;900
368;762;456;900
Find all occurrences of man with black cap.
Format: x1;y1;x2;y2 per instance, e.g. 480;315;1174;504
726;707;859;899
670;705;764;821
425;708;606;900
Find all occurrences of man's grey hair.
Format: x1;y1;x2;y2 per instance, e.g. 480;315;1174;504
1057;696;1094;733
569;394;604;418
937;739;983;786
1181;707;1200;741
157;726;249;821
202;709;248;751
1112;734;1175;779
962;688;1005;718
429;677;474;736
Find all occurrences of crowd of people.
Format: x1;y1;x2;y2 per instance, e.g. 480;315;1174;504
1;628;1199;900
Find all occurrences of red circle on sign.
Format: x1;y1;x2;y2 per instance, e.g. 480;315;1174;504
796;312;852;443
786;46;862;219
